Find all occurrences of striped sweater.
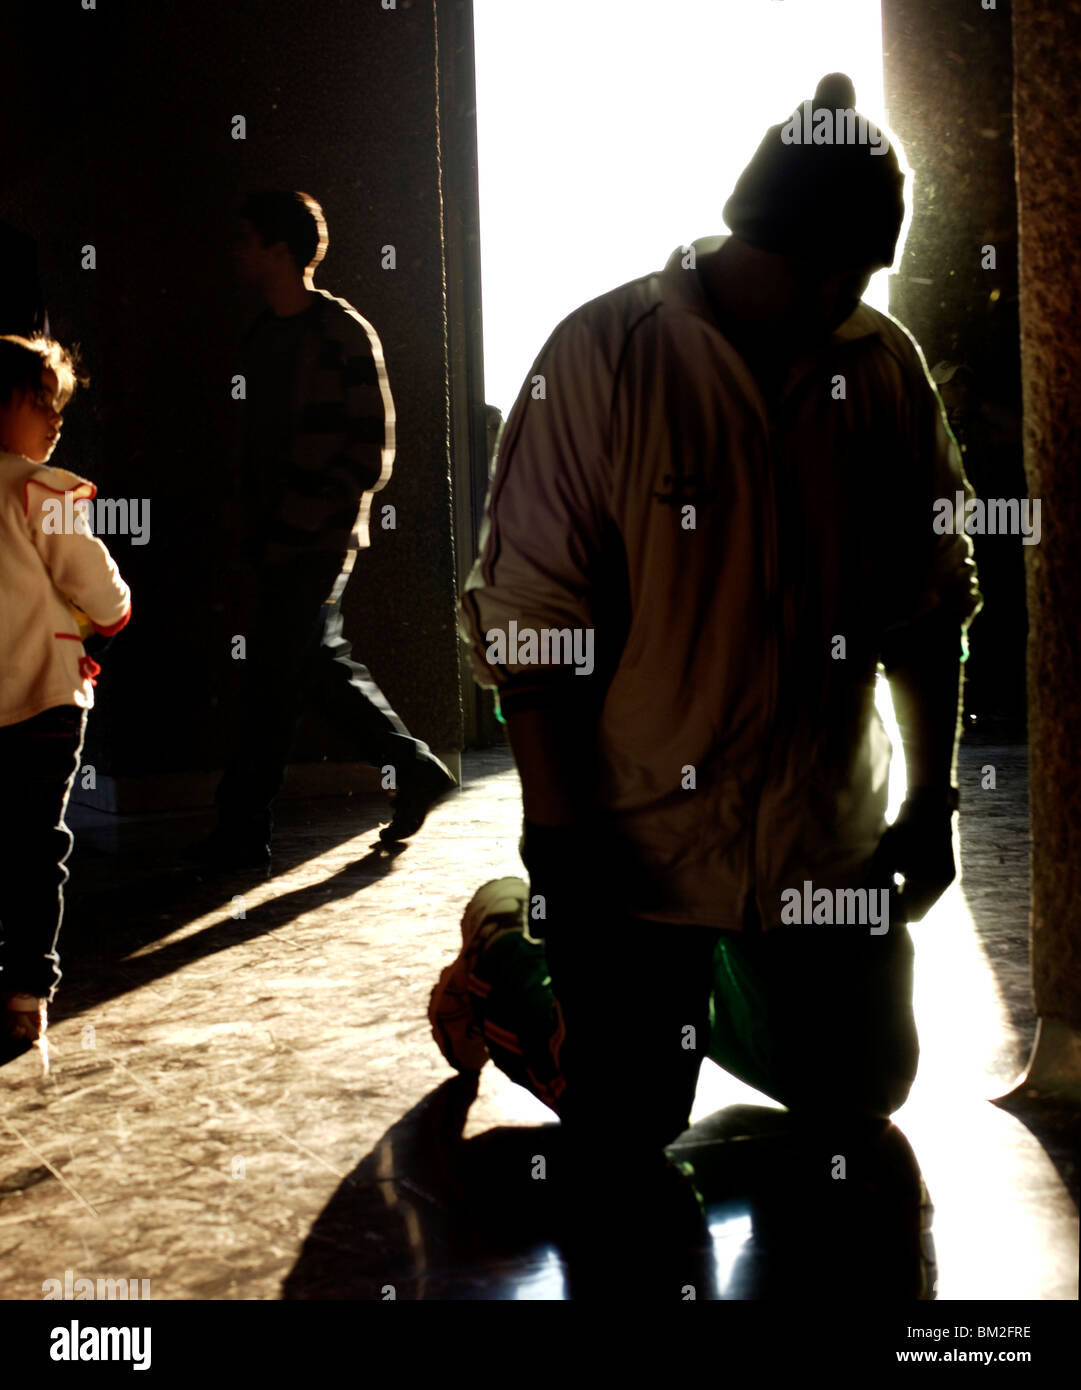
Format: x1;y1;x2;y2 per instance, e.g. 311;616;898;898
242;288;394;576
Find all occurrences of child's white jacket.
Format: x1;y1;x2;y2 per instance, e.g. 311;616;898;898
0;453;131;727
461;237;983;930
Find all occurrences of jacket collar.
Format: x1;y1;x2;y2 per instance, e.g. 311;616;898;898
659;235;882;346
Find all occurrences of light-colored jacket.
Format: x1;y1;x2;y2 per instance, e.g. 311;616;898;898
461;238;982;930
0;454;131;727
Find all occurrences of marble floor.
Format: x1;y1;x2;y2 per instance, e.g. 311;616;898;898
0;741;1076;1302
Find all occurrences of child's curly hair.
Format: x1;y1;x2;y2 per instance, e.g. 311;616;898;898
0;334;88;409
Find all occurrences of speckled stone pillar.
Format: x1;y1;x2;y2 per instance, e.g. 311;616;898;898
1012;0;1081;1039
881;0;1025;734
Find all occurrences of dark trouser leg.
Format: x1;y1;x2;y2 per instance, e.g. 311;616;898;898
309;593;431;771
710;919;919;1119
215;569;434;836
0;706;86;1000
543;918;718;1294
544;918;719;1156
710;917;925;1290
214;577;331;836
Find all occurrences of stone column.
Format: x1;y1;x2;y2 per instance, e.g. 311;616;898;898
882;0;1025;734
882;0;1081;1094
1010;0;1081;1093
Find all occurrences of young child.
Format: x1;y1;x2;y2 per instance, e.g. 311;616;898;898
0;335;131;1051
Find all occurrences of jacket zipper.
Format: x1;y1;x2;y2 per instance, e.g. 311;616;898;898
747;410;781;929
748;370;812;928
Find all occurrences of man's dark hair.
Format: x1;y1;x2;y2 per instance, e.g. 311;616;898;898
0;334;85;409
240;190;328;275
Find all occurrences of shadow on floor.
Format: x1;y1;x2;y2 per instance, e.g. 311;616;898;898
281;1081;935;1301
991;1091;1081;1210
34;748;518;1048
955;743;1079;1206
1;834;408;1055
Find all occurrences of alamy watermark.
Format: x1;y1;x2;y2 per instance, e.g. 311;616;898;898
43;1269;151;1300
485;621;595;676
49;1321;151;1371
780;880;889;934
780;101;890;155
932;492;1041;545
40;491;151;545
44;1270;152;1369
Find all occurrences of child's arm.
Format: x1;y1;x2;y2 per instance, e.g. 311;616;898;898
25;471;131;634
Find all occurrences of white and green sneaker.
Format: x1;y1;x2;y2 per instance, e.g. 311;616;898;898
428;877;529;1072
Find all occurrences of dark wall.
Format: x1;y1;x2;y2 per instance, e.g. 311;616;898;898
0;0;464;795
882;0;1026;735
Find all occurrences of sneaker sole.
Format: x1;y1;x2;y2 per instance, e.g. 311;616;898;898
428;962;489;1072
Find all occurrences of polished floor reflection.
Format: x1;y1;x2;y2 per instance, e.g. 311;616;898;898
0;744;1075;1300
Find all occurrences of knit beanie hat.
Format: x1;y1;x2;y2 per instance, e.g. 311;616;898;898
722;73;906;270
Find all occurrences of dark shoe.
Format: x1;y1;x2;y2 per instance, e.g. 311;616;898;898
380;754;456;843
187;825;271;872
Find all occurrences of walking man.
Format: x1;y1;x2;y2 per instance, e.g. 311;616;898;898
201;190;454;868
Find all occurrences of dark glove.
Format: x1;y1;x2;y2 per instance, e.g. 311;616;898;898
868;788;959;925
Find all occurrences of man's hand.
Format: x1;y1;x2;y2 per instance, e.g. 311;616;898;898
869;789;958;924
880;607;968;923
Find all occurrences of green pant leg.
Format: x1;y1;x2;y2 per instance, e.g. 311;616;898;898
708;925;919;1117
708;930;791;1104
468;929;567;1114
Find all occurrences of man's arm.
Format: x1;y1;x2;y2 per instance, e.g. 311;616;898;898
894;372;982;788
271;298;393;559
503;693;609;939
334;303;395;548
873;352;981;922
874;611;964;923
504;699;601;827
885;609;964;795
459;310;617;929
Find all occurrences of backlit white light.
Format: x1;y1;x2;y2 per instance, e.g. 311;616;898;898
474;0;891;414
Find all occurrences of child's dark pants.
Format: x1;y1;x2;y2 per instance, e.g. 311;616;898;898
0;705;86;1000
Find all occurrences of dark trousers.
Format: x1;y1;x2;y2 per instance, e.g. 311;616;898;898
708;916;920;1122
0;705;86;999
542;910;919;1158
216;565;429;834
543;919;719;1158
